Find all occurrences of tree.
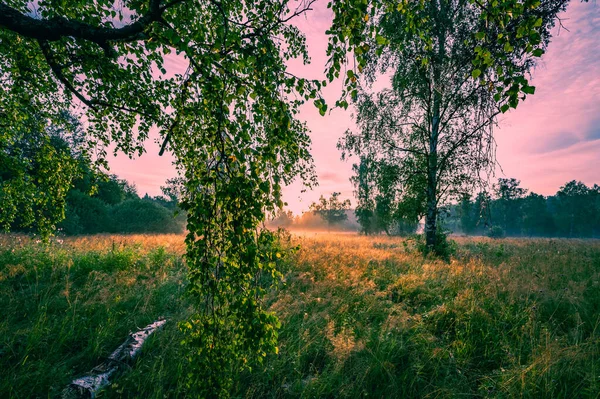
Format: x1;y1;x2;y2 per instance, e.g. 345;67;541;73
353;156;378;234
310;192;351;230
111;198;183;234
459;193;477;234
329;0;573;252
352;155;425;236
160;177;185;204
521;192;554;236
269;209;295;228
492;178;527;235
92;174;138;205
554;180;595;237
1;111;88;234
1;0;320;394
592;185;600;238
59;189;112;235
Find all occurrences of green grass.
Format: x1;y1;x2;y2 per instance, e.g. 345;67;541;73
1;233;599;398
0;234;190;398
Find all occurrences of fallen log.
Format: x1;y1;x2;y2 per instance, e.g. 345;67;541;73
62;319;167;399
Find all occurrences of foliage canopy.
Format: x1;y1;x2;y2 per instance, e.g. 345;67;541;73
309;192;352;229
1;0;320;394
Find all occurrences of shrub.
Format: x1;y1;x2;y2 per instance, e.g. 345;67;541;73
110;199;183;234
59;189;111;234
409;229;457;261
487;225;505;239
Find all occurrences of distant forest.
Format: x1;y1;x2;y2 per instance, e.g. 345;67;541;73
9;165;185;236
447;178;600;238
59;173;185;235
271;178;600;239
17;171;185;236
1;110;186;236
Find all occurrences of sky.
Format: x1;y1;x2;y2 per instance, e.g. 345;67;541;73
108;1;600;216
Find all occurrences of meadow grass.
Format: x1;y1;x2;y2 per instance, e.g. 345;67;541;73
0;233;599;398
238;234;600;398
0;234;190;398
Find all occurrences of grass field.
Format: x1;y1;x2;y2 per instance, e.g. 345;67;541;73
1;233;599;398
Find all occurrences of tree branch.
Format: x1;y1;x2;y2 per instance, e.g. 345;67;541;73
0;0;185;45
39;40;159;118
37;39;98;110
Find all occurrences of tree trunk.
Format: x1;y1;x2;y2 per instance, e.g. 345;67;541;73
425;181;438;249
62;319;167;399
425;0;446;252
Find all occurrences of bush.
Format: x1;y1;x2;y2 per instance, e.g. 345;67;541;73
110;199;183;234
59;189;111;234
487;225;505;239
409;229;457;262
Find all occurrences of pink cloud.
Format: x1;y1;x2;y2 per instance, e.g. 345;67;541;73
494;1;600;195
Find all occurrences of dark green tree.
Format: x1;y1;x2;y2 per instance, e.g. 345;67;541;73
459;193;477;234
521;192;554;236
554;180;595;237
59;189;111;235
459;191;491;235
492;177;527;235
111;198;183;234
1;112;88;234
310;192;352;230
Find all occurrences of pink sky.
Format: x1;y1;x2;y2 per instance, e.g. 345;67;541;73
109;1;600;216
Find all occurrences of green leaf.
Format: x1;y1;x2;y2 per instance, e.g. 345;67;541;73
532;48;544;57
472;69;482;79
522;85;536;95
501;104;510;113
319;104;328;116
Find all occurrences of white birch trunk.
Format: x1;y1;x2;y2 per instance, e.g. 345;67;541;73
62;319;167;399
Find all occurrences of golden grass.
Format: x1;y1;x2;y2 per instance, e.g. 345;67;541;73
241;232;600;398
1;232;599;398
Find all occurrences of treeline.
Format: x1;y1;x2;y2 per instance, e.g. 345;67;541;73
349;177;600;239
9;167;186;236
446;178;600;238
268;192;359;231
57;172;185;235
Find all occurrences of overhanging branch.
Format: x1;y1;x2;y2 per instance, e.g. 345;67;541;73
0;0;186;45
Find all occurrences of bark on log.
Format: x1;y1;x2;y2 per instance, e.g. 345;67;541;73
62;319;167;399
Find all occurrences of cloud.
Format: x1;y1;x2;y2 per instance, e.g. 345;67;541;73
585;122;600;142
494;1;600;191
533;131;579;153
319;171;346;183
532;117;600;153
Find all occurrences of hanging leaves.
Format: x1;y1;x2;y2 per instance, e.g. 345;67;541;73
0;0;319;395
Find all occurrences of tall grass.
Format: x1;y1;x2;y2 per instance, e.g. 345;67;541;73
0;234;190;398
0;233;598;398
239;234;600;398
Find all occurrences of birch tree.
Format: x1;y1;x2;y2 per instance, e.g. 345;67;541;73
329;0;576;252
